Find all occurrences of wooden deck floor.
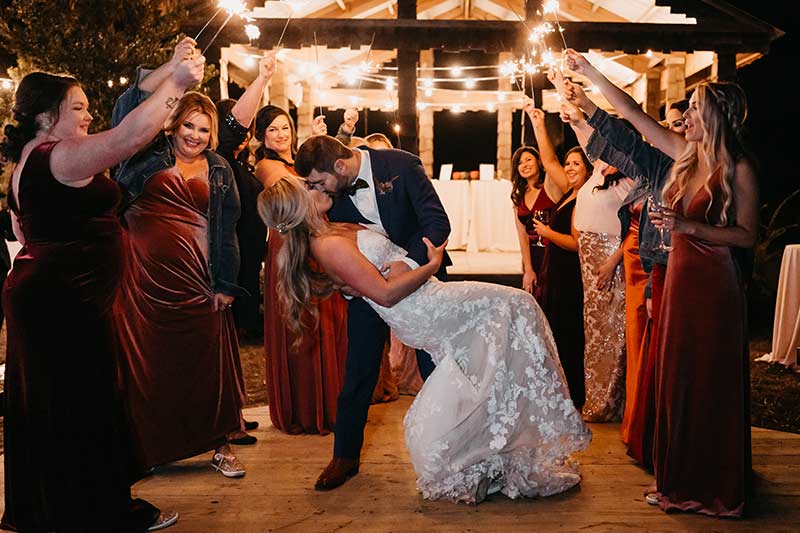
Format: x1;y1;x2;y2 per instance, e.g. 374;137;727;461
3;396;799;532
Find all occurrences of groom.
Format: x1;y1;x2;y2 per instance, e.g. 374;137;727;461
294;135;451;490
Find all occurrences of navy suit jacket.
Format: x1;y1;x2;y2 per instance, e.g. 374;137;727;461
327;147;452;269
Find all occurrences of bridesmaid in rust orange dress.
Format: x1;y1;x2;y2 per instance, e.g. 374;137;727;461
254;105;348;434
619;198;650;449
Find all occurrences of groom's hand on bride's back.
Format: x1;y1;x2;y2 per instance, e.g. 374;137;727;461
382;261;411;280
423;237;448;268
334;283;363;298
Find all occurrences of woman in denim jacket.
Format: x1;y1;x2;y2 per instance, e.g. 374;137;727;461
110;46;271;479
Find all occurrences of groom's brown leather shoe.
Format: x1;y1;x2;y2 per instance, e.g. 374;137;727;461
314;457;360;491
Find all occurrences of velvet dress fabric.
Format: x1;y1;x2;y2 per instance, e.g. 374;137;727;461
516;189;556;279
653;171;751;517
2;142;159;532
114;170;245;468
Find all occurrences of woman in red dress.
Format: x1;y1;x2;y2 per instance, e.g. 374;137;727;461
510;142;568;295
0;47;202;532
254;105;348;434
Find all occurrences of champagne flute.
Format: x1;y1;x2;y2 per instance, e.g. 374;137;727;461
646;194;672;252
532;209;550;247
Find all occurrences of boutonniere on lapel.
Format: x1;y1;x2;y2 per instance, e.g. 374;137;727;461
375;175;399;195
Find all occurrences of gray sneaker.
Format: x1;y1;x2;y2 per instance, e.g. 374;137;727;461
211;453;246;477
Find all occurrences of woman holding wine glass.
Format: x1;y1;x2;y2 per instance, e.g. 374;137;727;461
646;194;672;251
511;142;568;295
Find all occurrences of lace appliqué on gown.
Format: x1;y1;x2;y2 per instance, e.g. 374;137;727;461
356;230;592;503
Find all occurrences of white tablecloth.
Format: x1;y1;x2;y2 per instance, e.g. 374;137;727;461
756;244;800;371
432;180;520;253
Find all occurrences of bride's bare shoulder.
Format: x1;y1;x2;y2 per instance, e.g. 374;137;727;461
311;231;357;256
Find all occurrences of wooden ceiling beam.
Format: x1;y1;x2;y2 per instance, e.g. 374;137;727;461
197;18;780;54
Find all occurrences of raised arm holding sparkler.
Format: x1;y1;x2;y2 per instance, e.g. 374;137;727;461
563;48;685;160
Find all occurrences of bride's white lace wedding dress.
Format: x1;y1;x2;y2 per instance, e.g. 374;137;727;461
356;229;592;503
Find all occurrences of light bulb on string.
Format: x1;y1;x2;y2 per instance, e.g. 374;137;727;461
450;66;463;77
464;78;476;89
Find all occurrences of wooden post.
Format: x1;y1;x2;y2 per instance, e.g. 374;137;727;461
397;48;419;154
662;53;687;107
297;83;314;142
419;49;435;176
398;0;416;19
714;51;737;82
219;48;230;100
269;61;289;111
645;69;662;120
525;0;542;21
397;0;419;153
497;52;513;181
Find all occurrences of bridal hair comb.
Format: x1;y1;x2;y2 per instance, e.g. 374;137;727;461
275;222;288;234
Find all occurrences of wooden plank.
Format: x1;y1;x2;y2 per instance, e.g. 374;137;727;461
204;18;781;54
4;397;794;531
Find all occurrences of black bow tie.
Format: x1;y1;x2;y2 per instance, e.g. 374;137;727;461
347;178;370;196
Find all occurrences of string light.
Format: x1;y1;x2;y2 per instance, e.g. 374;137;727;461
0;78;13;90
450;66;463;77
119;76;128;86
393;123;401;133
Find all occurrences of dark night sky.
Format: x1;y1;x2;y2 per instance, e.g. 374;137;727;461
721;1;798;210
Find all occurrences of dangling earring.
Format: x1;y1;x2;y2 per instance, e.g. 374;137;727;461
35;112;54;133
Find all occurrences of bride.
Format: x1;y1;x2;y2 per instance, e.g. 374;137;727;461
258;176;591;504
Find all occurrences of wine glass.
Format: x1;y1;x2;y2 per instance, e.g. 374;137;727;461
532;209;550;247
646;194;672;252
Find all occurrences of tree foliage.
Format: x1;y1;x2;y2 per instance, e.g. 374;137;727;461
0;0;216;132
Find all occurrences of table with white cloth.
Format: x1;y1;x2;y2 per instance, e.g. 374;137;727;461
432;180;520;253
756;244;800;371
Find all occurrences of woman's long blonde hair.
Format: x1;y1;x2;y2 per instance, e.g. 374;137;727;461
257;176;333;345
661;81;748;226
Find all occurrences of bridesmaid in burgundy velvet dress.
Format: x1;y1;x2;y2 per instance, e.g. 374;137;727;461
0;56;201;532
111;58;265;476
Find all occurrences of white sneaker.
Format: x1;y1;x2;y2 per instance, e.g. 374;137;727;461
147;510;178;531
211;453;246;477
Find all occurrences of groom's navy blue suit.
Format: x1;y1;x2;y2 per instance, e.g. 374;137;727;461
327;146;451;460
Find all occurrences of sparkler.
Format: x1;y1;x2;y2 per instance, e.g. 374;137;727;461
244;24;260;45
194;7;223;42
314;31;323;118
201;0;249;55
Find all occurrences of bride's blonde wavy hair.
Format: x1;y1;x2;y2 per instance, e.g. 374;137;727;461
661;81;748;226
257;176;333;346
